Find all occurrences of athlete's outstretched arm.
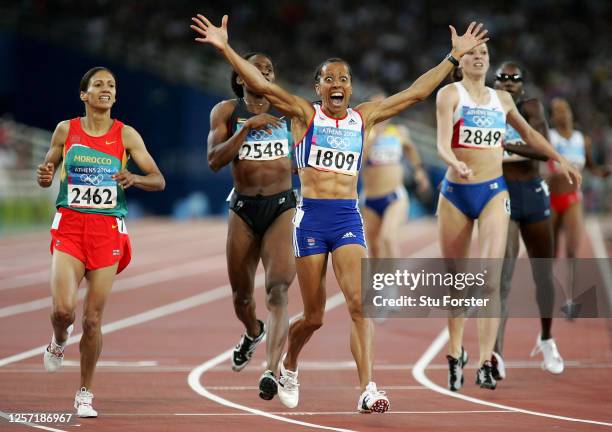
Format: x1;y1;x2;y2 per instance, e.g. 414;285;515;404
501;91;581;186
114;126;165;191
36;120;69;188
357;22;489;126
207;100;283;171
435;84;473;179
502;98;550;161
190;14;313;123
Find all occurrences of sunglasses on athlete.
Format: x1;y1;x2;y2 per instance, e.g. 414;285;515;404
495;73;523;83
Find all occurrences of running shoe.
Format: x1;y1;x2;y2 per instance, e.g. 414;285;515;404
277;354;299;408
357;382;390;413
447;347;468;392
258;369;278;401
531;335;564;374
74;387;97;418
43;324;74;372
491;351;506;381
476;360;497;390
232;319;265;372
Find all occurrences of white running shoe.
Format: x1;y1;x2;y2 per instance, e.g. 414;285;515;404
74;387;98;418
531;336;564;374
277;354;299;408
491;351;506;380
357;382;390;413
43;324;74;372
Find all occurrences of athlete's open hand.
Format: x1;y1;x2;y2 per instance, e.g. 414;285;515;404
36;162;55;187
449;22;489;58
247;114;283;131
191;14;229;51
558;158;583;187
452;160;473;180
113;169;137;189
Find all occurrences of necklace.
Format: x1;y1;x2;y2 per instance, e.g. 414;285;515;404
243;98;266;107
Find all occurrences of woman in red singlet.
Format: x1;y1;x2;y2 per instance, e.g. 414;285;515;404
36;67;165;418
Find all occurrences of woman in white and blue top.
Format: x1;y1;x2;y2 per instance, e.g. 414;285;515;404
436;43;581;392
362;93;431;260
192;14;488;413
547;97;610;259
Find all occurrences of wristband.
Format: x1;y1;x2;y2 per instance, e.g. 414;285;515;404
446;53;459;67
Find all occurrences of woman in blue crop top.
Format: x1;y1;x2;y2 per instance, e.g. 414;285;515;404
192;13;488;412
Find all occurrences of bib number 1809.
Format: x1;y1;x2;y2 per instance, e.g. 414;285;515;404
315;149;356;170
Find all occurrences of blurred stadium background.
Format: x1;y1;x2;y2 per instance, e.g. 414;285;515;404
0;0;610;232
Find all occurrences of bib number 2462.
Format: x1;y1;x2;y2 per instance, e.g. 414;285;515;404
69;185;117;209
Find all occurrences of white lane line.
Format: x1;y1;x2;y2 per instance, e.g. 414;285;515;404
201;385;427;391
0;254;226;318
0;274;264;368
0;410;67;432
55;409;510;417
188;292;357;432
256;359;607;370
412;327;612;428
173;409;513;416
62;360;158;367
3;360;610;374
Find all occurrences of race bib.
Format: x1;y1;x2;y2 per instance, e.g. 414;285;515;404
68;166;117;209
237;120;289;161
307;125;361;175
459;107;505;148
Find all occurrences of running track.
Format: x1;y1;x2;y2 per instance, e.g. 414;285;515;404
1;217;611;431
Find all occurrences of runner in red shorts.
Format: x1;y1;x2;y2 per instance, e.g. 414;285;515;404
36;67;165;418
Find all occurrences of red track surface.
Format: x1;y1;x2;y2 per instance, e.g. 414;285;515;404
1;217;611;431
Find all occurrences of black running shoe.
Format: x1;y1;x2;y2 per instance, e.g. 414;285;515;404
232;320;266;372
476;360;497;390
447;347;468;392
490;352;505;381
258;369;278;400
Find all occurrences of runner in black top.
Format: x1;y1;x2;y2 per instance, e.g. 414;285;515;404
207;52;296;400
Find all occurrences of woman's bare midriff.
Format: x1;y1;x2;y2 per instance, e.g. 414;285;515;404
299;167;358;199
232;158;293;196
446;147;504;183
362;164;403;197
